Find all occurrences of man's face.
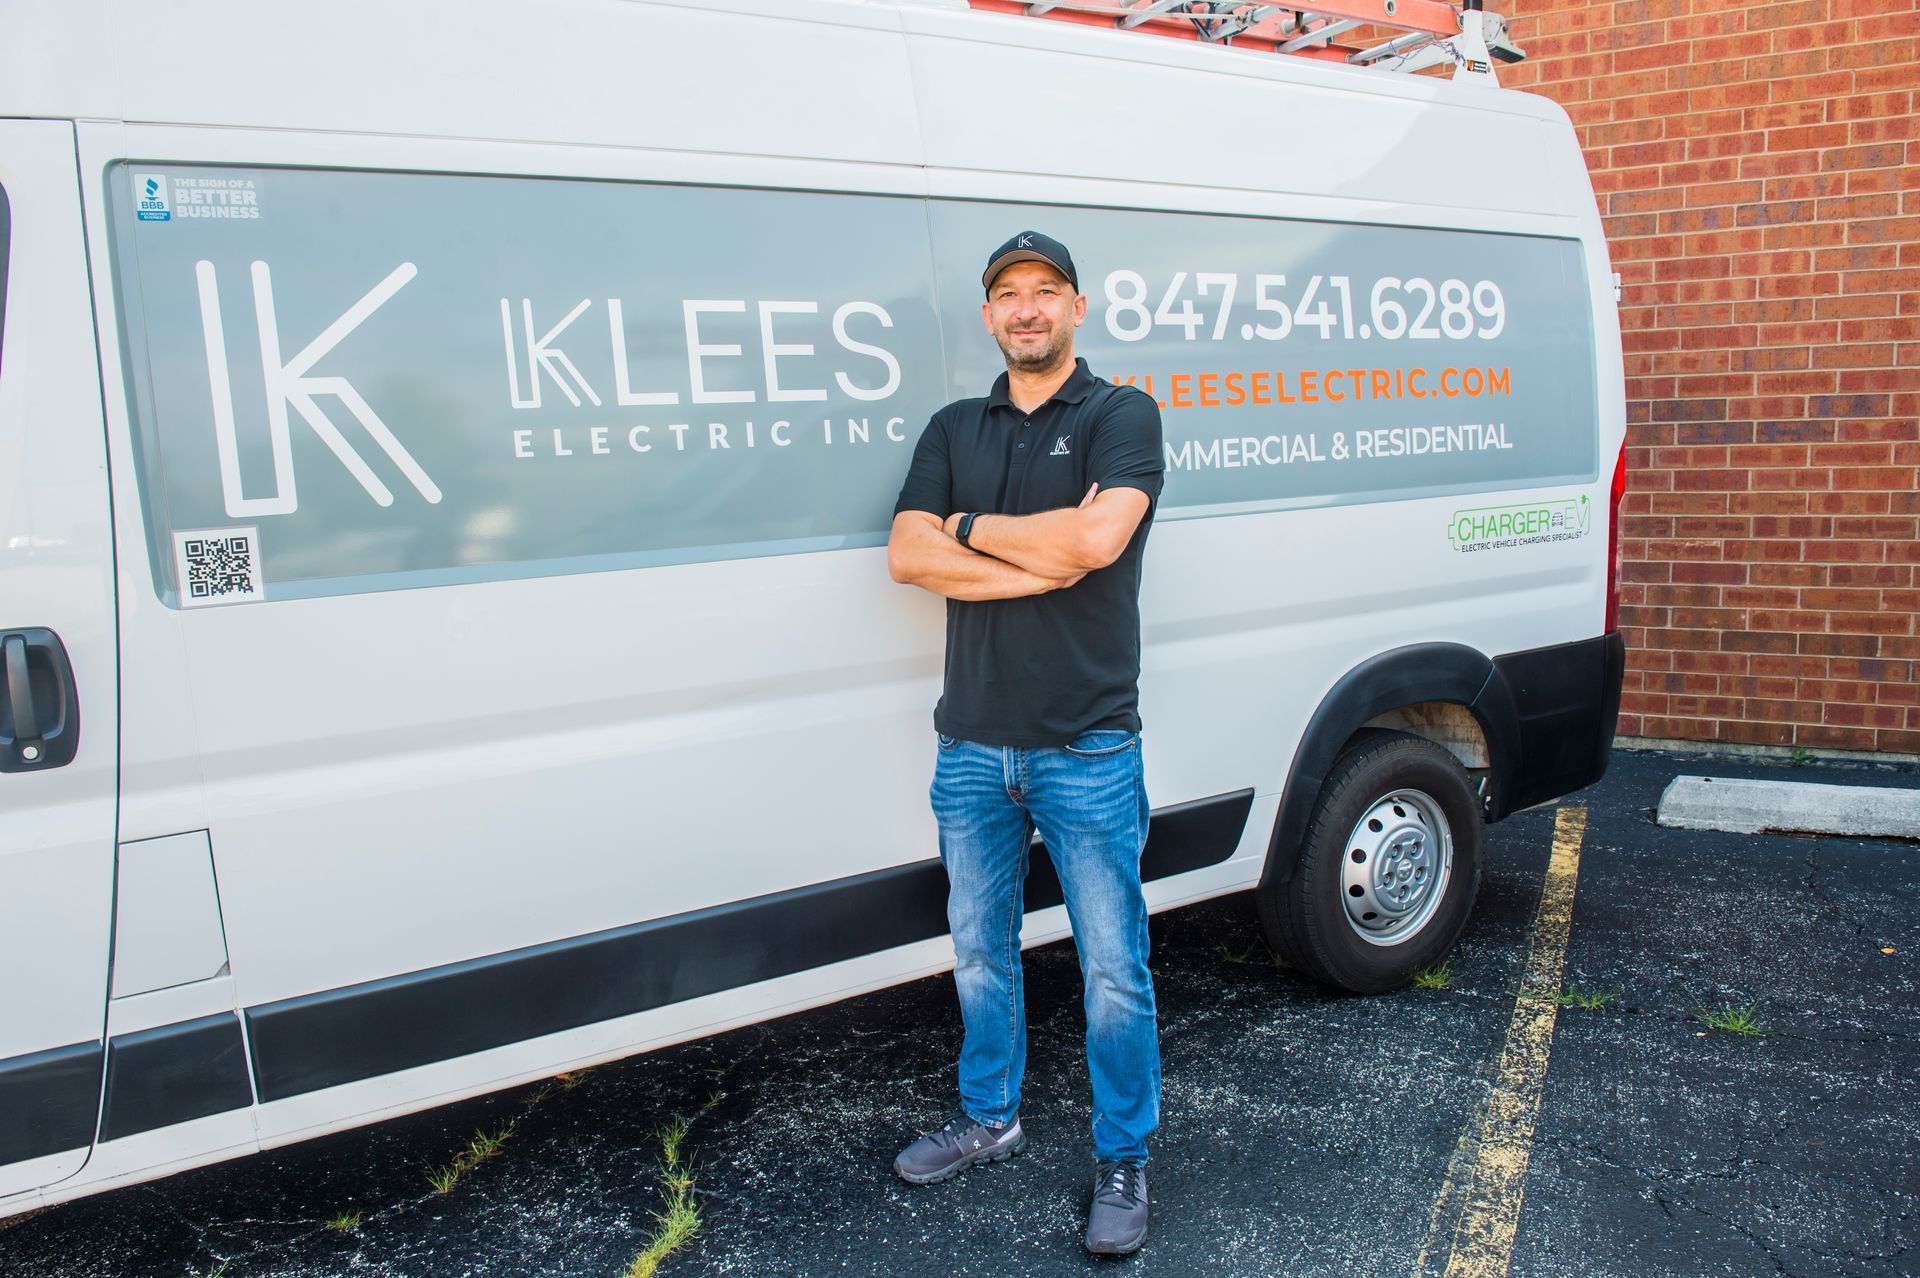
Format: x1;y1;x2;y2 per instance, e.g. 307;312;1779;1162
982;261;1087;374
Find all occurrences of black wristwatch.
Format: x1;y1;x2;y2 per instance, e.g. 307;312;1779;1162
956;511;985;552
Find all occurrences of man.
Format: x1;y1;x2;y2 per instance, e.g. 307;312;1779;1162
886;231;1165;1257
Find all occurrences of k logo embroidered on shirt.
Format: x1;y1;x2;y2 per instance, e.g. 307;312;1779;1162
1049;435;1072;456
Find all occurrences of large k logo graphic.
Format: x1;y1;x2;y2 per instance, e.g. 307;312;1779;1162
195;260;442;516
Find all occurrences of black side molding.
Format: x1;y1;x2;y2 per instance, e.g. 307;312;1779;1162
0;1039;101;1165
1025;788;1254;914
100;1014;253;1143
246;789;1254;1102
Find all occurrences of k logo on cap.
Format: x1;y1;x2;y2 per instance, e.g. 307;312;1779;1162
982;231;1078;294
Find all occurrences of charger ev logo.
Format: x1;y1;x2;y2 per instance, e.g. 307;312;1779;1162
194;260;442;516
1448;495;1589;553
135;173;172;222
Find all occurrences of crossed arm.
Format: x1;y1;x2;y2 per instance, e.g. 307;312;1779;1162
886;485;1152;602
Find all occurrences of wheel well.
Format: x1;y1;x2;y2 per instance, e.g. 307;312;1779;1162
1359;702;1490;770
1260;643;1517;894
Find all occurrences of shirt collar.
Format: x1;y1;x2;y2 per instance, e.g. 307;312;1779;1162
986;357;1096;412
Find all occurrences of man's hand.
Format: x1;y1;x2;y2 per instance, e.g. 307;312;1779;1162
888;511;1081;601
948;484;1149;581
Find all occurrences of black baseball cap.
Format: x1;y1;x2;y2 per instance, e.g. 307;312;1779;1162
982;231;1078;294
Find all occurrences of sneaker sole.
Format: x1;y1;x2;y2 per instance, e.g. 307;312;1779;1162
893;1131;1028;1185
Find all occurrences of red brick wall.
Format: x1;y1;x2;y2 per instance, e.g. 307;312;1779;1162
1499;0;1920;756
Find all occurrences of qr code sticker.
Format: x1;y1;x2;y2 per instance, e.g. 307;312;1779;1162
173;527;265;608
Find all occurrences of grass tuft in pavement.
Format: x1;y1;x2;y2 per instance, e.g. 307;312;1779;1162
1411;960;1453;991
426;1122;515;1195
624;1115;702;1278
1696;1003;1767;1037
323;1209;363;1233
1218;937;1292;970
1548;982;1620;1011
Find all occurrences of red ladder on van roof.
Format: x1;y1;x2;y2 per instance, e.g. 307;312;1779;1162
965;0;1524;82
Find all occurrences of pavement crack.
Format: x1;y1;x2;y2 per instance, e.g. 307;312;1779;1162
1652;1189;1800;1276
1800;849;1868;941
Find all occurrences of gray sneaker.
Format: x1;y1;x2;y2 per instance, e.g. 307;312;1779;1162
1085;1160;1148;1255
893;1113;1026;1184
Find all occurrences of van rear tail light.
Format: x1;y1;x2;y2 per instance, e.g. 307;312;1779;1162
1604;441;1627;633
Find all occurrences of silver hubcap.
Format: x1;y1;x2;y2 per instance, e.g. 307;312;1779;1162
1340;788;1453;947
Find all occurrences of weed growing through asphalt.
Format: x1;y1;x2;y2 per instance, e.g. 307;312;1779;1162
624;1116;702;1278
1790;746;1810;766
426;1122;515;1195
1219;937;1292;970
314;1068;591;1230
194;1263;230;1278
1696;1003;1767;1037
515;1066;594;1113
1548;982;1619;1011
660;1115;689;1168
1411;961;1453;991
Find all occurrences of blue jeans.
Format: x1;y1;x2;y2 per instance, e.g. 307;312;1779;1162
931;730;1159;1164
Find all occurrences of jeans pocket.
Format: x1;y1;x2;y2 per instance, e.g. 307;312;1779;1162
937;733;959;751
1062;729;1138;759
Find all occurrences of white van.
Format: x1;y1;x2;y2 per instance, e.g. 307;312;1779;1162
0;0;1624;1215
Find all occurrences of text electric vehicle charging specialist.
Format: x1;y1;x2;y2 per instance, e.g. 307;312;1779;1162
886;232;1166;1257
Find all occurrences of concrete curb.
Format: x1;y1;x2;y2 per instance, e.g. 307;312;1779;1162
1655;775;1920;840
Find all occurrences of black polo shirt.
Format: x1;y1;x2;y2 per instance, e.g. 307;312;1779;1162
894;358;1165;748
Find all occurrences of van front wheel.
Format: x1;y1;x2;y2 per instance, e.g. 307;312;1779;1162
1258;731;1484;994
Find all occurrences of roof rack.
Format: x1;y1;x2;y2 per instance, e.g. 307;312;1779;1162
966;0;1524;84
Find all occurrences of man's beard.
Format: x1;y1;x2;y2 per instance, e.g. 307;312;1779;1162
995;324;1072;374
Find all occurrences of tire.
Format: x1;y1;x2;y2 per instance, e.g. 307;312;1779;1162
1258;730;1484;994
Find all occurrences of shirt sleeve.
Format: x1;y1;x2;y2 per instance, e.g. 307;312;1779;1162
892;410;954;518
1085;386;1165;504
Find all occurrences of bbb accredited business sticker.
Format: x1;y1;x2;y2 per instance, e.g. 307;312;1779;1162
133;172;171;221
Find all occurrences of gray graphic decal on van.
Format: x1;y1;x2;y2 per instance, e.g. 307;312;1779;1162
108;165;1597;606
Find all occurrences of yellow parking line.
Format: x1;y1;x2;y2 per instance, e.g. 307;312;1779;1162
1415;806;1588;1278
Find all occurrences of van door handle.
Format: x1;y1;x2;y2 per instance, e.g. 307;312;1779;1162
3;635;35;749
0;628;80;772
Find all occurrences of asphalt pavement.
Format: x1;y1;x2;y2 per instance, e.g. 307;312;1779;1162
1;747;1915;1278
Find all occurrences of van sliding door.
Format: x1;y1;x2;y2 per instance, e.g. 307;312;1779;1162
0;122;119;1200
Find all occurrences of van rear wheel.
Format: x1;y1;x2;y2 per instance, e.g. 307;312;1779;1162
1258;730;1484;994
